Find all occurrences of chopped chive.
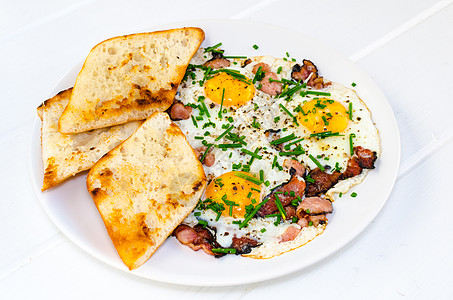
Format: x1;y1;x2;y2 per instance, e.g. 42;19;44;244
198;219;208;227
270;133;296;145
211;248;236;254
248;147;261;165
241;148;262;159
234;172;262;186
351;192;358;197
215;143;243;149
204;42;222;53
196;116;204;121
218;88;225;119
348;102;353;120
284;137;305;150
308;221;313;226
265;213;281;218
199;98;210;118
194;212;201;216
259;170;264;181
306;90;331;96
278;150;305;156
322;115;329;125
194;136;204;140
191;115;198;128
229;205;233;216
274;116;280;123
351;82;357;87
308;154;325;171
305;174;315;183
339;192;343;197
247;191;252;199
272;155;278;169
251;198;257;204
277;66;282;74
349;133;356;155
215;124;234;141
239;197;271;228
252;66;263;84
251;187;261;193
204;131;210;136
260;228;266;233
252;44;259;50
200;144;213;163
274;194;287;220
309;131;343;139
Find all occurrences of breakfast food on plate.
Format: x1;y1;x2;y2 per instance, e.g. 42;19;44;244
58;27;205;134
38;88;141;191
39;27;381;268
169;46;380;258
86;112;206;270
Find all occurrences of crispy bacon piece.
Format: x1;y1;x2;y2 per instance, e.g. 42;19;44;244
242;58;252;67
203;58;231;69
260;72;282;96
172;224;224;257
230;236;261;254
256;175;306;217
283;159;306;177
194;146;215;167
291;59;330;89
252;62;272;74
296;196;333;216
305;168;341;197
341;156;362;180
169;101;192;120
284;205;297;219
306;214;328;226
279;226;301;243
296;197;332;228
354;146;378;169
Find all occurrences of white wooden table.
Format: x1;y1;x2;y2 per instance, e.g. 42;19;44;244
1;0;453;298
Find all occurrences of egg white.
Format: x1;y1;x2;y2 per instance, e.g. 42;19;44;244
173;50;380;258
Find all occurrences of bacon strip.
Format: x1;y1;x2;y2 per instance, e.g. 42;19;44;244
230;236;261;254
296;196;333;216
256;175;306;217
291;59;330;89
172;224;224;257
354;146;378;169
169;101;192;120
305;168;341;197
279;226;301;243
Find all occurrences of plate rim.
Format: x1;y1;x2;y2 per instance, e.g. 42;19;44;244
29;18;401;286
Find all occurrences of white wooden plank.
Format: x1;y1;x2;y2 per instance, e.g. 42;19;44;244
0;0;93;38
241;0;441;57
356;3;453;165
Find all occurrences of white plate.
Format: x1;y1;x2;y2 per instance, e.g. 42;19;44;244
29;19;400;286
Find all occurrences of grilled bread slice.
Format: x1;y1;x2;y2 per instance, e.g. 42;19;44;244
58;27;204;134
39;88;141;191
86;112;206;270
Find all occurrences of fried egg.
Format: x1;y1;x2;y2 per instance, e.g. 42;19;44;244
173;48;380;258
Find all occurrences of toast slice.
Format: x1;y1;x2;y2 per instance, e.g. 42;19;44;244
58;27;205;134
39;88;142;191
86;112;206;270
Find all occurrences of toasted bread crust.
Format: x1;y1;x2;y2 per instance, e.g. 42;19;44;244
86;112;206;270
59;27;205;133
39;88;141;191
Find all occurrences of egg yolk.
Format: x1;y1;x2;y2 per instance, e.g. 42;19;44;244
204;73;255;107
299;98;349;133
204;171;261;219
